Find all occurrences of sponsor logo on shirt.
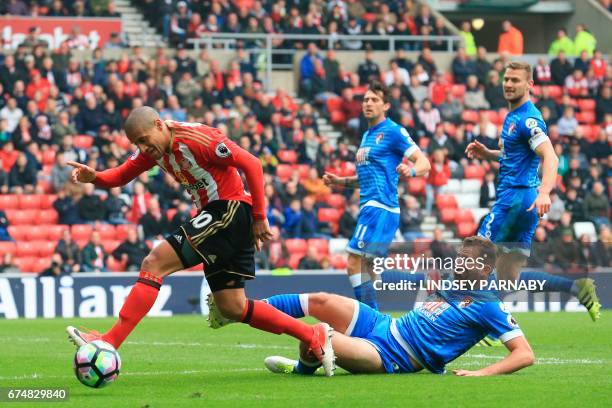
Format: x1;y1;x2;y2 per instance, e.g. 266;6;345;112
375;133;384;144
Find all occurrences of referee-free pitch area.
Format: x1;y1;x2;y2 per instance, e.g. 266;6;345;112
1;313;610;407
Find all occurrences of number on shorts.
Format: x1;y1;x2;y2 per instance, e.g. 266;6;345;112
191;212;213;229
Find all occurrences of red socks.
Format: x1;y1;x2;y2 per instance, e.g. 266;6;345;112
102;271;162;349
241;299;314;344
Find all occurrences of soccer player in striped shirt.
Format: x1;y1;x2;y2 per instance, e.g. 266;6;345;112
65;107;335;376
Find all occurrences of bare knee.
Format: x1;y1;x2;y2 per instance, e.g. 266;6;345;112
214;291;247;321
141;251;167;278
308;292;333;311
347;254;361;275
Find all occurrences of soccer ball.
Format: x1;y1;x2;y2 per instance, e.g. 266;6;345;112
73;340;121;388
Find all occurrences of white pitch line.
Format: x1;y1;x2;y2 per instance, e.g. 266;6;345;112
465;354;606;364
0;368;266;381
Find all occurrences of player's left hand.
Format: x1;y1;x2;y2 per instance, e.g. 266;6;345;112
396;164;413;179
252;218;273;251
527;193;551;217
453;369;486;377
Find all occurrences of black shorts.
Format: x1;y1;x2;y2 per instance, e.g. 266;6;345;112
166;200;255;292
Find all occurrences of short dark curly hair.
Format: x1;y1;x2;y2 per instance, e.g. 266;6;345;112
367;80;391;104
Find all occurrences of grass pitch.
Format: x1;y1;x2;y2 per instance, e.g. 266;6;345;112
1;313;610;407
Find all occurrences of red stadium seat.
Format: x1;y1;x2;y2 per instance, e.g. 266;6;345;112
461;110;479;123
407;177;426;196
451;84;466;99
34;258;52;273
16;242;39;257
42;164;54;176
0;195;19;210
277;150;298;164
326;194;346;209
44;225;68;240
330;110;346;125
289;253;303;269
7;226;27;241
18;195;42;210
531;85;541;97
326;97;343;112
95;224;116;240
0;242;16;256
457;222;477;238
115;136;132;151
40;194;57;209
330;253;347;269
576;111;595;124
276;164;293;182
35;241;57;257
439;207;458;224
14;257;37;273
545;85;563;100
464;165;485;180
577;99;596;112
115;224;137;241
24;225;48;241
285;239;308;256
435;194;457;209
71;224;94;241
413;238;433;254
419;137;430;150
6;210;37;225
74;135;94;149
455;209;475;224
107;256;127;272
103;240;121;253
37;209;59;224
318;208;342;223
42;149;56;165
308;238;329;255
37;179;54;194
296;164;310;180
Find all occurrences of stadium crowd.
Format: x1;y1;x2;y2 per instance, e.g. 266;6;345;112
0;2;610;275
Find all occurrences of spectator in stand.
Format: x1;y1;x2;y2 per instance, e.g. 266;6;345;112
464;74;490;111
5;0;29;15
40;253;70;276
425;149;451;214
484;70;506;110
438;91;462;124
574;50;591;74
299;43;323;99
302;168;331;201
340;87;362;135
564;188;585;221
497;20;523;55
536;86;560;123
78;183;107;223
459;21;477;57
533;57;553;85
283;198;303;238
550;51;574;87
357;49;381;85
170;1;191;46
480;171;497;208
299;196;330;239
139;198;169;240
565;69;589;98
451;47;475;85
557;106;579;137
55;229;82;273
105;187;129;225
474;47;492;85
298;245;323;270
552;228;581;272
473;111;498;148
415;3;436;33
573;24;597;57
0;98;23;133
584;181;610;226
339;203;358;239
9;152;37;193
51;111;76;144
384;60;410;87
0;253;19;273
593;226;611;267
112;228;149;271
169;201;191;231
0;209;12;241
595;86;612;123
590;50;607;81
548;28;574;57
81;231;108;272
51;151;72;192
528;227;555;269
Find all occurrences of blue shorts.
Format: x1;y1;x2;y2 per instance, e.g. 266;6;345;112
347;205;400;258
346;300;418;374
477;187;539;255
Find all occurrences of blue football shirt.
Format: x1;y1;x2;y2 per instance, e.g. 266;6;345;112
356;118;419;209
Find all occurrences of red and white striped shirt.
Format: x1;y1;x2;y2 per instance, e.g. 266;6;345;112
93;120;266;220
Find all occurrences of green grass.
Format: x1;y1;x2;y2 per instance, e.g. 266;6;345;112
1;313;610;407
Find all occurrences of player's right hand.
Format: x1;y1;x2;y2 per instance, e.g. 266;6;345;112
322;172;341;186
465;140;489;160
67;161;96;183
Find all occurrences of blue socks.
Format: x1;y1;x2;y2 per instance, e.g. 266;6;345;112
352;279;379;310
519;271;575;294
293;359;320;375
264;294;306;318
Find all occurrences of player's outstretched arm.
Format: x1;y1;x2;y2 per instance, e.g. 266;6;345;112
465;140;501;161
68;152;155;188
527;140;558;217
397;149;431;179
453;336;534;376
323;172;359;188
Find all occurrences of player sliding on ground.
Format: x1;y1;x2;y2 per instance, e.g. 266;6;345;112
465;61;600;331
64;107;335;376
210;236;535;376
